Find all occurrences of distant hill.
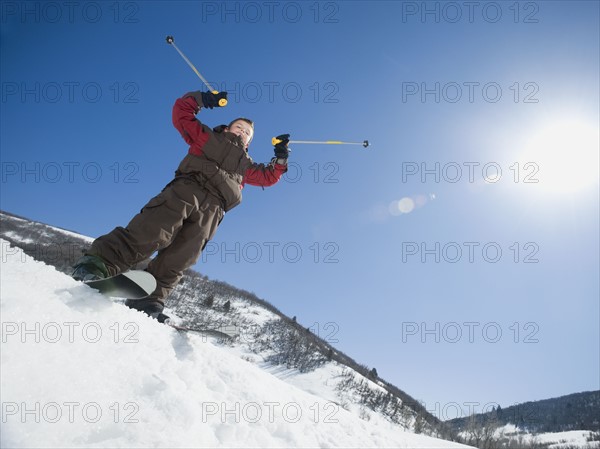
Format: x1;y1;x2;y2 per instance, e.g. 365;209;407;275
448;390;600;434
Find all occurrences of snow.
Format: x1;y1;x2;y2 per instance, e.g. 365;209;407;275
46;224;94;243
1;231;36;244
494;424;598;449
235;301;277;327
0;211;94;244
537;431;598;448
0;239;473;449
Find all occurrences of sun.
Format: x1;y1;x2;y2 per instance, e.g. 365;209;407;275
520;119;599;193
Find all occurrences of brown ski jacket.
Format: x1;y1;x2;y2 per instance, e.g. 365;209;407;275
172;92;287;211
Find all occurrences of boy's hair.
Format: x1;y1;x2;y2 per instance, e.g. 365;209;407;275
228;117;254;129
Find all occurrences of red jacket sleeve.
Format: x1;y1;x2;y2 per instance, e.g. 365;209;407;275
172;93;209;155
243;160;288;187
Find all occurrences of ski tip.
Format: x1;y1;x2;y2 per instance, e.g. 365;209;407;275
121;271;157;295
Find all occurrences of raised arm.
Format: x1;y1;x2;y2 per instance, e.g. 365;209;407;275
244;159;288;187
172;92;210;152
244;134;290;187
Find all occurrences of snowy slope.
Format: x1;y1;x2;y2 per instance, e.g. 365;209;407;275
493;425;599;449
0;239;473;448
536;431;599;449
0;210;453;436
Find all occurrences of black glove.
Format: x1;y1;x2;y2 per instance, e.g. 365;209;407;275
274;134;290;159
201;91;228;109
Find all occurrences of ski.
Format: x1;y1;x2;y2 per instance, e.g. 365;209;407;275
84;270;157;299
164;319;240;340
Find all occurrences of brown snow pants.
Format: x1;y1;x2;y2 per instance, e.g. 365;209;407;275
88;178;224;303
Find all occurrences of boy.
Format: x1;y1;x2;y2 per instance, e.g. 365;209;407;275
72;90;290;320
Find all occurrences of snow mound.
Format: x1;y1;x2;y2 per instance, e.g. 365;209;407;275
1;239;472;448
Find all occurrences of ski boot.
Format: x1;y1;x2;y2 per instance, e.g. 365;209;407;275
72;255;110;282
125;298;169;322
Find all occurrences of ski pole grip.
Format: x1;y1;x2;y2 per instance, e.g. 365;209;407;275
166;35;174;45
212;90;228;107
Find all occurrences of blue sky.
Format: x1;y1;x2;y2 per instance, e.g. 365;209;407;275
1;1;599;417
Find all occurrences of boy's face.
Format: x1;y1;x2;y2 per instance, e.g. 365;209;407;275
227;120;254;148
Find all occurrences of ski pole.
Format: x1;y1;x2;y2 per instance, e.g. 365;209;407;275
166;35;228;107
272;137;370;148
